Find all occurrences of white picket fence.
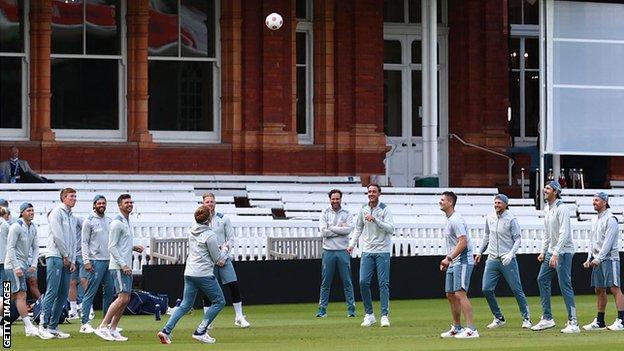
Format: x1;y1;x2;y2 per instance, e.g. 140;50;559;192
128;220;614;274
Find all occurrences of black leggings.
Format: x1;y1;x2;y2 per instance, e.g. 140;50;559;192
204;281;241;306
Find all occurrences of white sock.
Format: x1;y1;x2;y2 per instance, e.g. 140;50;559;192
233;302;243;318
23;316;33;329
78;302;83;311
70;301;78;313
203;306;210;314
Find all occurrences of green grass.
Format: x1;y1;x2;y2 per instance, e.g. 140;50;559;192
7;294;624;350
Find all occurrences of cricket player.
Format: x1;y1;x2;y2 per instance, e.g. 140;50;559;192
316;189;356;318
582;192;624;331
531;180;579;333
439;191;478;339
4;203;46;338
94;194;143;341
40;188;78;339
79;195;115;333
348;184;394;327
157;205;226;344
476;194;531;329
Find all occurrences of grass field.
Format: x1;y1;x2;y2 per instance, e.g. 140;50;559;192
6;294;624;351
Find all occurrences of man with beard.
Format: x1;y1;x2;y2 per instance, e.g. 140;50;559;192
79;195;115;333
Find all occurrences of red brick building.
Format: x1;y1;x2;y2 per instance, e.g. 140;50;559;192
0;0;620;187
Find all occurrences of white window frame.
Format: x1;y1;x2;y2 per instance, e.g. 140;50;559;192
296;0;313;144
510;23;539;145
0;0;29;140
147;0;221;143
383;0;448;26
50;0;127;141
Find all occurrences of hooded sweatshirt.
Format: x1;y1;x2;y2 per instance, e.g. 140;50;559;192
46;204;77;263
81;212;112;263
542;199;574;255
109;213;134;270
587;209;620;263
184;223;222;277
349;202;394;253
480;210;522;259
5;219;39;270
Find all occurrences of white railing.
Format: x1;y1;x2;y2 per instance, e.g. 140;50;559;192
127;220;614;274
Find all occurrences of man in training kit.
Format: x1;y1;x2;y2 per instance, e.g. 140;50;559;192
199;193;250;329
157;205;226;344
40;188;78;339
79;195;115;333
532;180;579;333
439;191;478;339
476;194;531;329
348;183;394;327
582;192;624;331
316;189;356;318
94;194;143;341
4;203;47;338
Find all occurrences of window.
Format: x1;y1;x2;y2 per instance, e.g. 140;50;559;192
0;0;28;139
296;0;313;143
148;0;219;142
383;38;440;138
50;0;124;140
509;0;539;141
383;0;445;25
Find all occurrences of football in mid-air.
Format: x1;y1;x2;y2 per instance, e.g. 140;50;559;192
266;13;283;30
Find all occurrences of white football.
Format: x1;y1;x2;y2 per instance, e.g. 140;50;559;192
265;12;283;30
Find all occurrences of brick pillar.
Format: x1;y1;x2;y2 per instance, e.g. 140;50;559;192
260;0;295;134
351;0;386;175
448;0;510;186
258;0;298;172
29;0;54;142
314;0;336;174
221;0;244;172
239;0;263;174
126;0;152;144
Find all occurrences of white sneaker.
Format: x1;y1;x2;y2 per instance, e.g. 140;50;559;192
455;327;480;339
67;311;80;320
486;317;506;329
192;332;216;344
607;318;624;331
157;331;172;344
80;323;95;334
94;327;116;341
583;318;606;331
50;328;71;339
37;327;56;340
380;315;390;327
25;326;40;337
440;325;464;338
522;319;532;329
531;318;556;331
561;320;580;334
110;329;128;341
360;314;376;327
235;315;251;328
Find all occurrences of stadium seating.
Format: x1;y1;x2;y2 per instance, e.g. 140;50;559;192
2;177;623;274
